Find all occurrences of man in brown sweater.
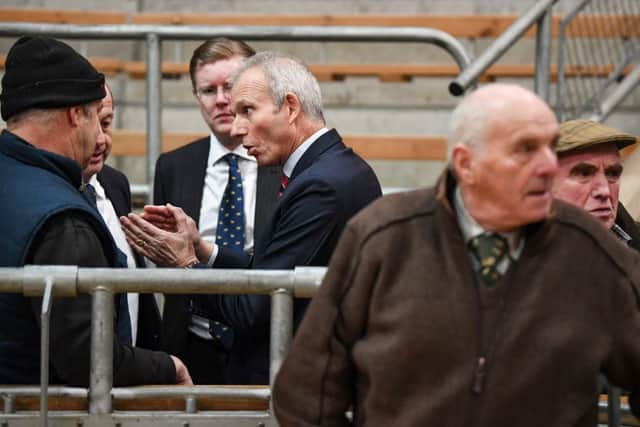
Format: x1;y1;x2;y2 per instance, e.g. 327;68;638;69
273;83;640;426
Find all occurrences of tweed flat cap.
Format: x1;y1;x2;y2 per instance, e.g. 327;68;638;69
557;119;637;154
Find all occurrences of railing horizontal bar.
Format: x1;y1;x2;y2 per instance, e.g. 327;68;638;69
0;386;269;402
111;386;270;400
0;387;87;399
0;23;469;69
0;266;325;298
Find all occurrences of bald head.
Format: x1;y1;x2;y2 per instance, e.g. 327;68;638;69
448;83;558;160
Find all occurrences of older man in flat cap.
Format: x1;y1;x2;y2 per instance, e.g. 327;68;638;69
0;36;191;386
551;119;639;249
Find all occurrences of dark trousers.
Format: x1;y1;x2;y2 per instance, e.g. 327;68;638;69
184;332;229;385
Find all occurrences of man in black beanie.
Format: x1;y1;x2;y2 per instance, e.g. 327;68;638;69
0;36;192;387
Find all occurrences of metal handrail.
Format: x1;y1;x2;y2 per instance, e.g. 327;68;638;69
0;265;326;424
450;0;557;97
0;22;471;203
555;0;640;123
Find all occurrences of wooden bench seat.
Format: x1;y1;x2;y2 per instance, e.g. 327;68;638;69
0;8;636;38
111;131;636;162
111;130;448;161
0;8;126;25
1;55;632;83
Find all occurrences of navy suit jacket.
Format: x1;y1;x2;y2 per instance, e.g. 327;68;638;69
210;129;382;384
153;137;281;360
97;164;162;350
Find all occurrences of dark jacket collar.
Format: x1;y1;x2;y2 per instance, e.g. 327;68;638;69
614;202;640;251
434;168;550;253
289;128;342;182
0;129;83;190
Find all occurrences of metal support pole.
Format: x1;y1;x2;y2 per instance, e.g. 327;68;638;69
555;0;591;121
450;0;557;95
269;289;293;386
590;64;640;122
534;5;553;103
39;277;54;427
89;287;114;414
146;32;162;205
185;396;197;413
3;395;15;414
608;385;622;427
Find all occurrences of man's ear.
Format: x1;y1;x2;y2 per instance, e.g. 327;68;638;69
451;144;475;185
283;92;301;125
66;105;84;128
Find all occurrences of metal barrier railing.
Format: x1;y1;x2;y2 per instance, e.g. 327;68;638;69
449;0;556;99
0;23;471;204
0;265;325;427
556;0;640;122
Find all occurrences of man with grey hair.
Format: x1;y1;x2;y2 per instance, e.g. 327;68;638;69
153;38;280;385
121;51;382;384
272;83;640;425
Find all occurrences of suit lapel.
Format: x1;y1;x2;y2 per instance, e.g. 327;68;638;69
181;138;210;224
255;165;281;243
98;166;128;217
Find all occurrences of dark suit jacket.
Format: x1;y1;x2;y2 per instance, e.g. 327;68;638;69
97;164;162;350
153;137;281;360
210;129;382;384
615;202;640;252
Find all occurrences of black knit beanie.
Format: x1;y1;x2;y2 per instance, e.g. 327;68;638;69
1;36;105;121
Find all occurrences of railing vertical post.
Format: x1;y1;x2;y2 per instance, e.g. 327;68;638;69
608;385;622;427
39;278;54;427
270;289;293;387
2;395;15;414
146;32;162;205
89;287;114;414
534;4;553;103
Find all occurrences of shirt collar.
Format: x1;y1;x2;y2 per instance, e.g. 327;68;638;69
207;132;256;166
454;186;524;260
88;174;106;200
282;127;329;178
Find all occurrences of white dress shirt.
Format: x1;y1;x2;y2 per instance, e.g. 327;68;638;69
89;174;139;343
453;186;524;274
199;133;258;253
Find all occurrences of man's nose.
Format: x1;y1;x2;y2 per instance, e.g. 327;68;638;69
230;116;244;137
591;171;612;200
96;123;106;145
215;87;230;104
537;146;558;177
